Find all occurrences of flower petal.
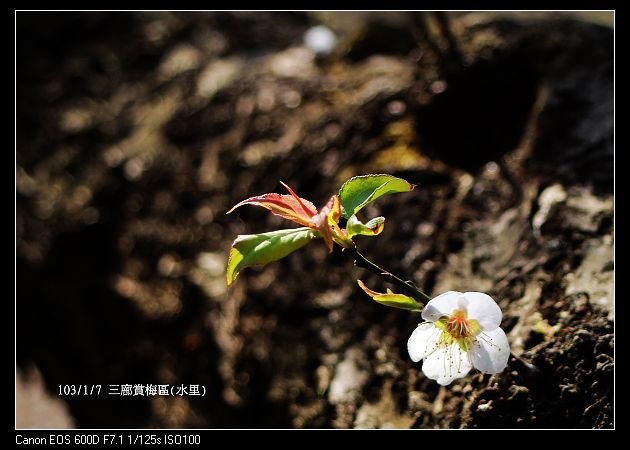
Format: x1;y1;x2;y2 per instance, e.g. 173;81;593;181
407;322;442;362
422;343;472;386
460;292;502;331
470;327;510;374
421;291;462;322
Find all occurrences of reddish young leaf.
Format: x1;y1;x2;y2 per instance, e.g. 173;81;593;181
279;182;319;219
227;183;317;227
310;195;343;252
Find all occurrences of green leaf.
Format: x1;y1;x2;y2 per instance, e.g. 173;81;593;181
357;280;422;311
346;215;385;238
338;174;414;219
227;227;318;285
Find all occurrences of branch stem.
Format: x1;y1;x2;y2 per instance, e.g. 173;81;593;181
344;247;432;304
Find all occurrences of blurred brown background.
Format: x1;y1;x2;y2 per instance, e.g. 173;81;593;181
16;11;613;428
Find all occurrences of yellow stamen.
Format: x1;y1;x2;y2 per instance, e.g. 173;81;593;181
436;309;481;352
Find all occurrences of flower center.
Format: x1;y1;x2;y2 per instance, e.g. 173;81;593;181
446;310;473;338
435;309;481;352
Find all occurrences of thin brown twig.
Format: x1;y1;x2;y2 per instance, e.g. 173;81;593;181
343;246;432;304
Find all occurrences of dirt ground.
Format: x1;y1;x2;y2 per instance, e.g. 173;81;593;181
16;12;613;428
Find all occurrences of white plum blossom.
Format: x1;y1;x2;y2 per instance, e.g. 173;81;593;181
407;291;510;386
